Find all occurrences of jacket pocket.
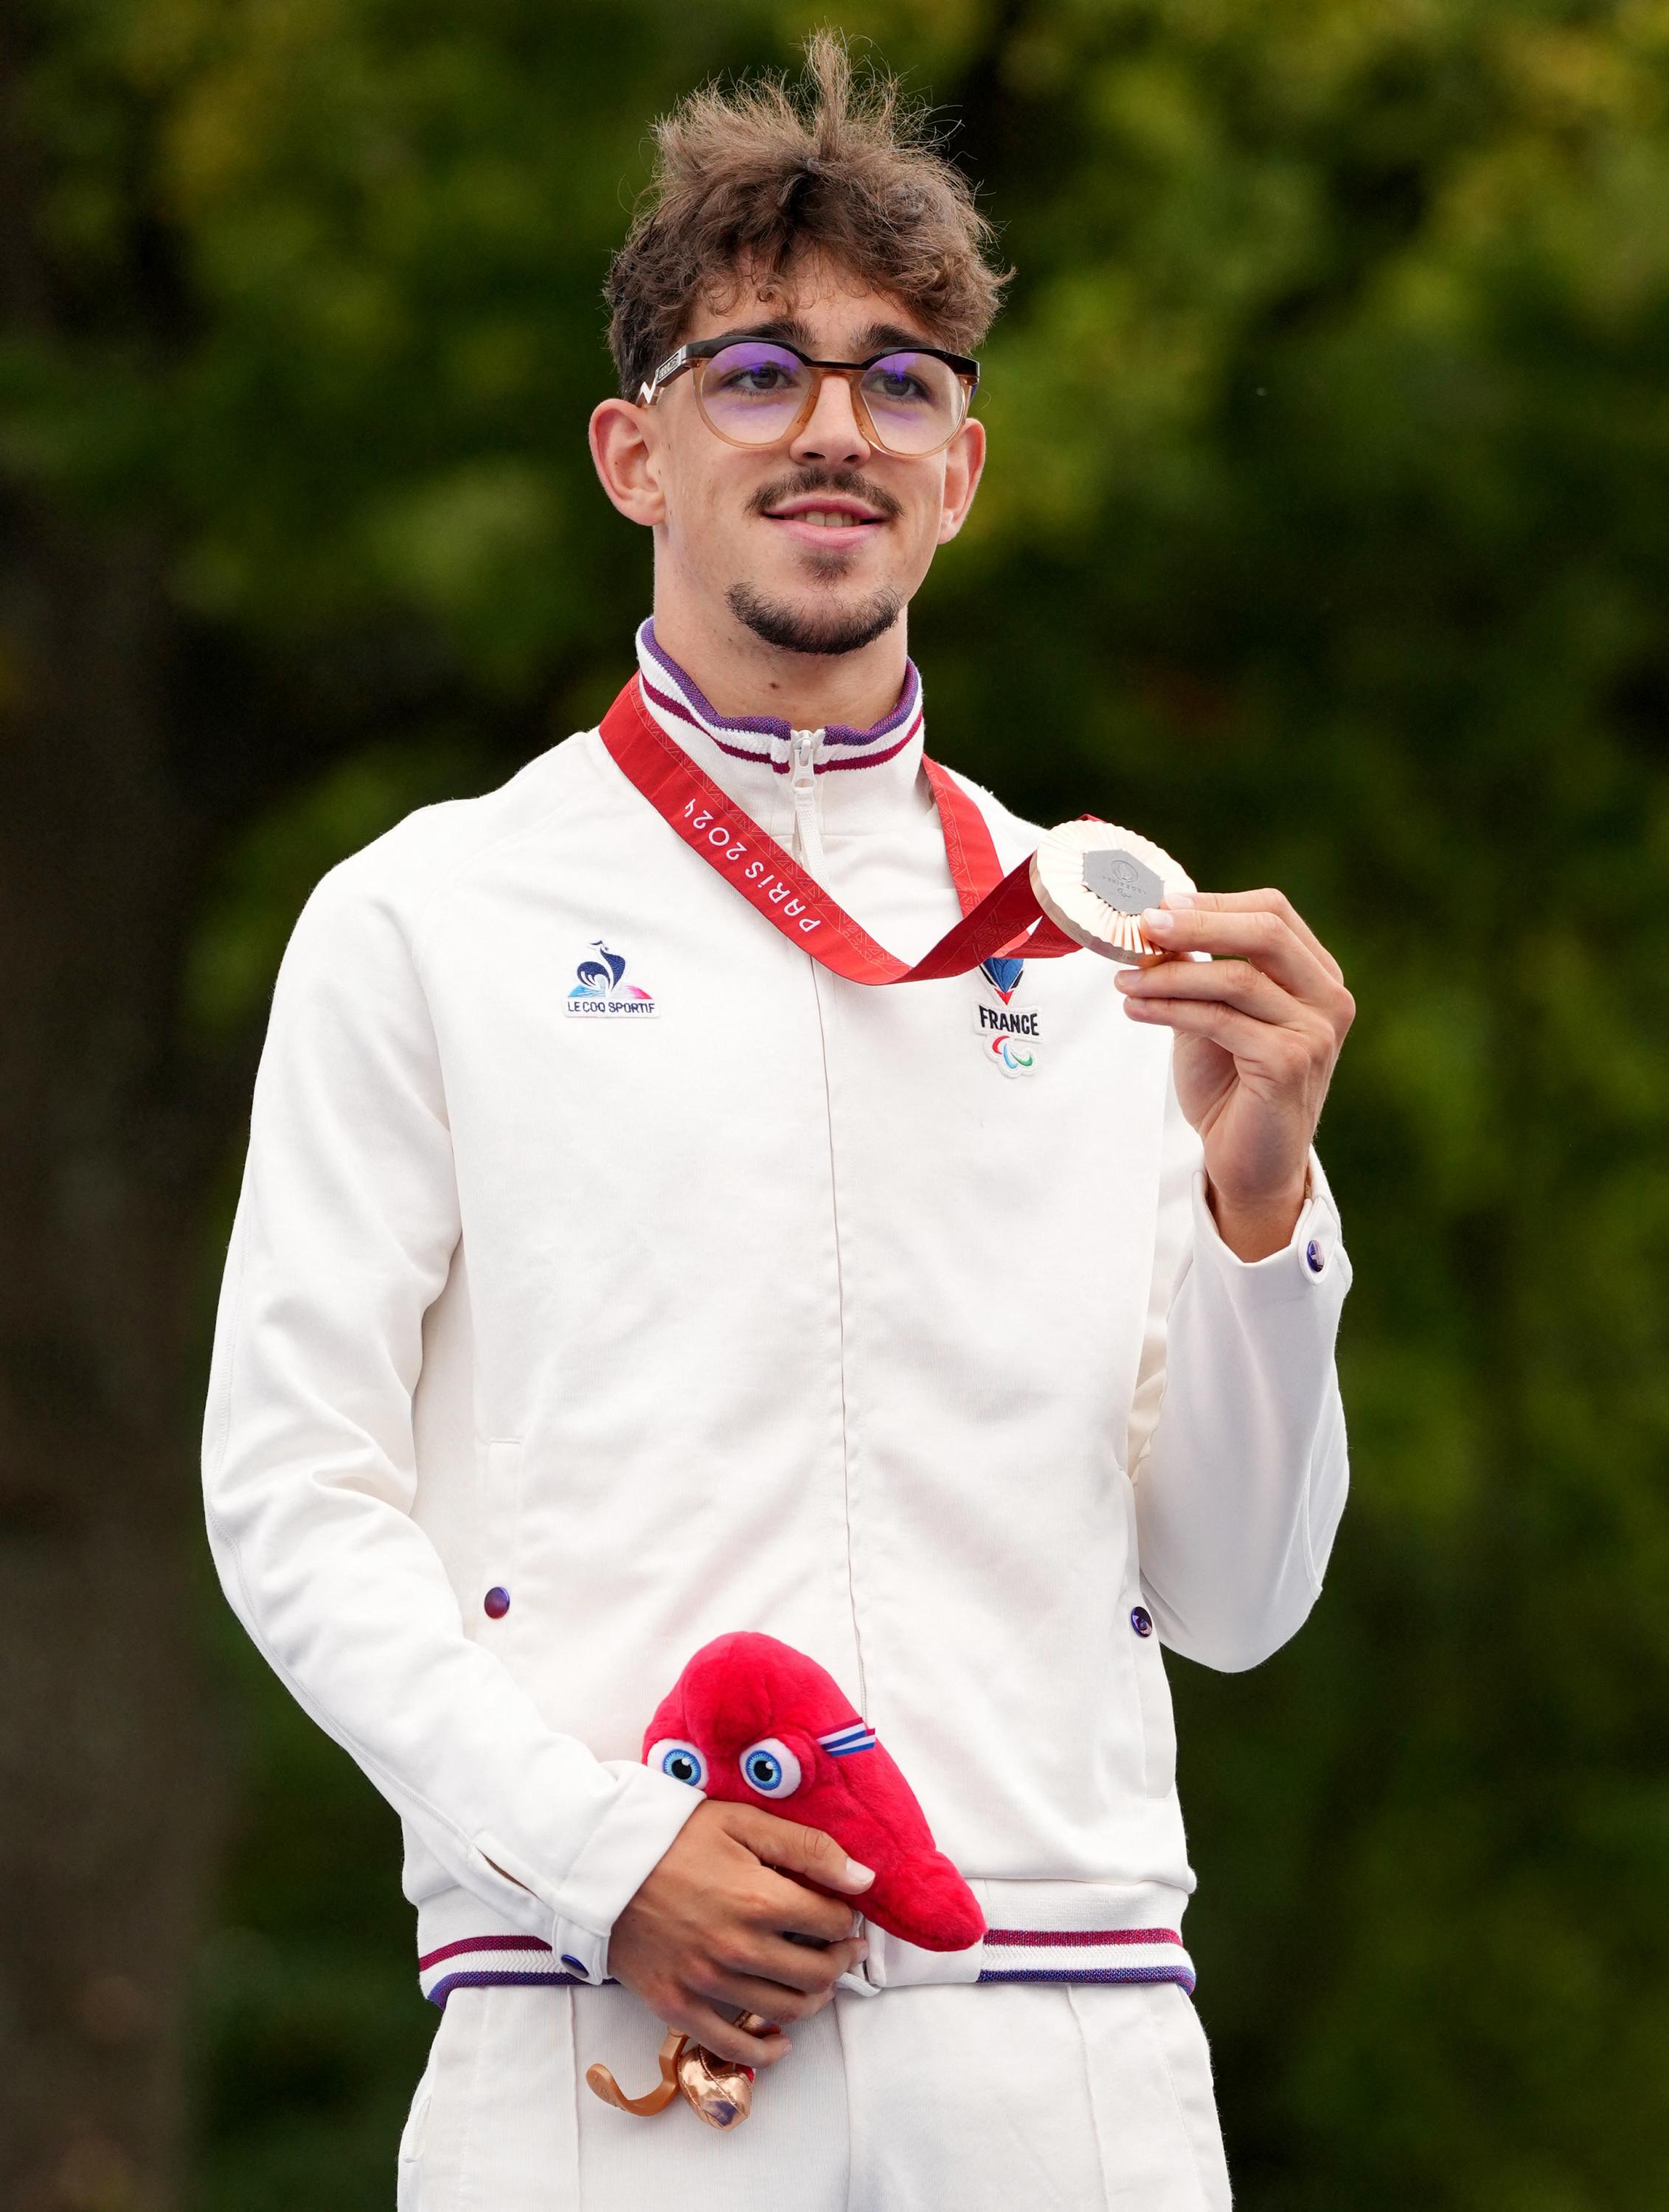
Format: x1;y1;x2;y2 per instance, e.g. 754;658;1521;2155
1117;1470;1178;1797
1131;1610;1178;1798
396;2056;433;2211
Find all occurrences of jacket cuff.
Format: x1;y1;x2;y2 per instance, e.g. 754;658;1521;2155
1193;1148;1352;1310
498;1761;704;1986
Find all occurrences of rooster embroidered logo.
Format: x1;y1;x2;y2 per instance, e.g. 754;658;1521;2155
565;940;658;1018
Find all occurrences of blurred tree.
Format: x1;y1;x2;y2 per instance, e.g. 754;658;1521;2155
2;1;1667;2207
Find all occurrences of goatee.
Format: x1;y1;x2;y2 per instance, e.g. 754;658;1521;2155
726;582;903;657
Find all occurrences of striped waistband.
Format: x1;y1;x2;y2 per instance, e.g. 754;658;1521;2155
418;1917;1196;2011
977;1925;1195;1991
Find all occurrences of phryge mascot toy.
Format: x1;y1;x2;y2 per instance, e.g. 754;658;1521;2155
586;1632;985;2129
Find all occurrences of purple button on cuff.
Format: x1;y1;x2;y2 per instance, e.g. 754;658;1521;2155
561;1954;588;1977
1305;1239;1325;1274
1130;1605;1154;1638
483;1585;511;1618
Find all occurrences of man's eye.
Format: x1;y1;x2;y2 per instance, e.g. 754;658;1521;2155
875;372;927;401
721;365;791;392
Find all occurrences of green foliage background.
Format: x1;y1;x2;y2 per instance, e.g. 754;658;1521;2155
9;0;1668;2203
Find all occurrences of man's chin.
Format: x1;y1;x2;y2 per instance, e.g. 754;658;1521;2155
726;581;904;658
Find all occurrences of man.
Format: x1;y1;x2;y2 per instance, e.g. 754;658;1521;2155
202;36;1354;2211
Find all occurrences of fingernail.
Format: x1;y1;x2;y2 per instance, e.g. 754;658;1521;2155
1141;908;1175;935
853;1938;870;1960
1164;893;1196;909
843;1858;875;1890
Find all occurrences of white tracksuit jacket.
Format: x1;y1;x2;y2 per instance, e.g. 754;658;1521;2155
201;621;1351;2008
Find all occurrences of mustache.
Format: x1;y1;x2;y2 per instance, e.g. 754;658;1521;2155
749;467;903;522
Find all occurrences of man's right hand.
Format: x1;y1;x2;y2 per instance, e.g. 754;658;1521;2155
607;1799;875;2067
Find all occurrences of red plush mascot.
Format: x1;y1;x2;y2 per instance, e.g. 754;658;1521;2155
645;1631;984;1952
586;1632;983;2129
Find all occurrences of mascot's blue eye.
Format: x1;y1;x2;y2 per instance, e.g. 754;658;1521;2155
647;1738;707;1789
738;1737;802;1799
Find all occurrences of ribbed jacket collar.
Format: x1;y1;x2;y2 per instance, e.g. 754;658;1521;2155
633;619;930;838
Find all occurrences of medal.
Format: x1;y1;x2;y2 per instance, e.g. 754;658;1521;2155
1029;820;1193;962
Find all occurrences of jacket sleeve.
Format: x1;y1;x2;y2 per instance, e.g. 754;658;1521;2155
200;858;700;1983
1126;1069;1351;1672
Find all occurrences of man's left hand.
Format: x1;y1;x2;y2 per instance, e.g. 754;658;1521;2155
1114;891;1355;1262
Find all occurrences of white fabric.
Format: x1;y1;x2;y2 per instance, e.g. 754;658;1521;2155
201;635;1352;2007
396;1980;1232;2211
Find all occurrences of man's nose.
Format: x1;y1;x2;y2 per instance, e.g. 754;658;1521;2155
788;372;872;466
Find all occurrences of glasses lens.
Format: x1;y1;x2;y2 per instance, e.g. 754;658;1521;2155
697;343;813;444
858;352;966;454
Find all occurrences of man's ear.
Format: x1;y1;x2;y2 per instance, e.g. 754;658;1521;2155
935;415;987;546
590;395;665;526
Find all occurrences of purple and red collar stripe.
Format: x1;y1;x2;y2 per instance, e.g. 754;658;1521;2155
636;619;923;772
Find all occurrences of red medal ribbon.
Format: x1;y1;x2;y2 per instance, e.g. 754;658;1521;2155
597;677;1082;986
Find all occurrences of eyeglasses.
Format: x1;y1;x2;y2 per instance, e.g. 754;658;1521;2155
639;335;980;459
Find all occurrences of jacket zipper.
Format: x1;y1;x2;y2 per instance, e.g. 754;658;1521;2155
788;728;826;876
805;950;867;1717
789;725;867;1714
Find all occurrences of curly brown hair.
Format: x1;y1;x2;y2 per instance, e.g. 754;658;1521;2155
606;32;1008;399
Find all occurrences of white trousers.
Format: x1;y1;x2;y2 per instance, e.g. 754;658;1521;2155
396;1980;1233;2211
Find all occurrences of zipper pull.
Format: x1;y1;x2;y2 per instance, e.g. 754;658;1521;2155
788;728;826;874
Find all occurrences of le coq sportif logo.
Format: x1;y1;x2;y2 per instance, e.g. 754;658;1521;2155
565;940;658;1018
